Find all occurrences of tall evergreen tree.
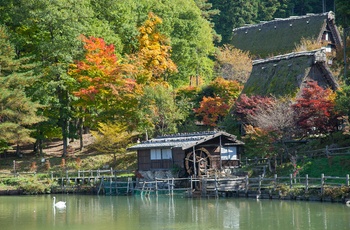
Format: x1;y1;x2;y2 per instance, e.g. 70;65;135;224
209;0;259;45
0;25;44;155
0;0;99;157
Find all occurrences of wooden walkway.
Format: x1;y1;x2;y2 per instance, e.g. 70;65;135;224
9;168;349;201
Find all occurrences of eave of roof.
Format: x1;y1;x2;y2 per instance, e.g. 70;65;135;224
127;131;244;151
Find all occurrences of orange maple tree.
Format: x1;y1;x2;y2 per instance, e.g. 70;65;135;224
195;96;230;127
69;35;140;122
195;78;243;127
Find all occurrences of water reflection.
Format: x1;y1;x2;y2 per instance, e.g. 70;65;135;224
0;195;349;230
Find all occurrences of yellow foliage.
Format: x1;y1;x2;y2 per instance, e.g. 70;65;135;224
215;45;252;84
293;37;323;52
135;12;177;82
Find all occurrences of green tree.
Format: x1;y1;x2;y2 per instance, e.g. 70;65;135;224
0;25;44;155
194;0;221;43
90;0;216;87
0;0;100;157
335;85;350;133
336;0;350;28
137;84;185;139
90;122;138;165
209;0;259;45
257;0;282;21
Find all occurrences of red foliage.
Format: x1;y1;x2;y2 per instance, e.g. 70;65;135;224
233;94;276;123
292;81;338;134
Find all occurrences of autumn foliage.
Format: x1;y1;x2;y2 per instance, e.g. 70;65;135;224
233;94;276;124
195;78;243;126
215;45;252;84
69;36;140;114
292;81;338;135
128;12;177;83
195;96;230;126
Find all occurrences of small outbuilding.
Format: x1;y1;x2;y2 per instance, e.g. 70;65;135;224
128;131;245;177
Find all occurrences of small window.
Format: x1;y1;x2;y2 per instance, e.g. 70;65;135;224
325;32;329;41
150;148;172;160
162;149;172;159
151;149;161;160
221;146;237;160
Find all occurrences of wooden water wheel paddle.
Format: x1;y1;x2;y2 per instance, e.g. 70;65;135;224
185;147;211;176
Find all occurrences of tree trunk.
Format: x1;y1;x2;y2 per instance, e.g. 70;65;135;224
16;144;20;157
58;86;69;158
79;117;84;151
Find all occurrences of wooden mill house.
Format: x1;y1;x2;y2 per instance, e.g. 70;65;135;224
128;131;245;179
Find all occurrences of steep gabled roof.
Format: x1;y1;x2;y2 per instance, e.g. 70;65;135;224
231;12;342;58
241;48;339;97
128;131;244;151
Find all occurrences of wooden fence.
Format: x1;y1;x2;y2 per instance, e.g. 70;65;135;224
241;145;350;168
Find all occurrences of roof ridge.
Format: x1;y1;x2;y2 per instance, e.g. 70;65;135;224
252;48;326;65
233;12;332;32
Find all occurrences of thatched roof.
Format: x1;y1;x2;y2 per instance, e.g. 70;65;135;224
241;48;339;97
231;12;342;58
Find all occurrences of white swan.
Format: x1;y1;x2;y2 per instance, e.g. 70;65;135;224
53;197;66;208
346;200;350;206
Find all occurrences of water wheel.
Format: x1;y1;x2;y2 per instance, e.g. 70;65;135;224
185;147;211;177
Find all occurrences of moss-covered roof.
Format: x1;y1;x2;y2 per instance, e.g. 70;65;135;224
231;12;340;58
241;49;338;97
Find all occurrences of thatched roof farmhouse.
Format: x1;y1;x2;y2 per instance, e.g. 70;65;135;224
241;48;339;97
231;12;342;58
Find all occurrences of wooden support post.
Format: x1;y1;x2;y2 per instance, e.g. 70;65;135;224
155;179;158;196
346;174;349;186
190;176;193;197
258;175;262;194
51;172;53;180
305;174;309;193
289;174;293;189
245;175;249;196
273;174;277;191
13;160;16;174
109;177;112;195
202;177;207;197
215;174;219;198
321;173;325;195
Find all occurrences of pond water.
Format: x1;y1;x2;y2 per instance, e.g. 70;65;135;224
0;194;349;230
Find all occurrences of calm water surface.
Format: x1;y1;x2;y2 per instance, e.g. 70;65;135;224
0;195;349;230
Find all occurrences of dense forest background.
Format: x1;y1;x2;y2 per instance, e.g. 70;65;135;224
0;0;349;159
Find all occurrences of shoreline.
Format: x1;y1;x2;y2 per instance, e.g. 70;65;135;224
0;187;348;205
